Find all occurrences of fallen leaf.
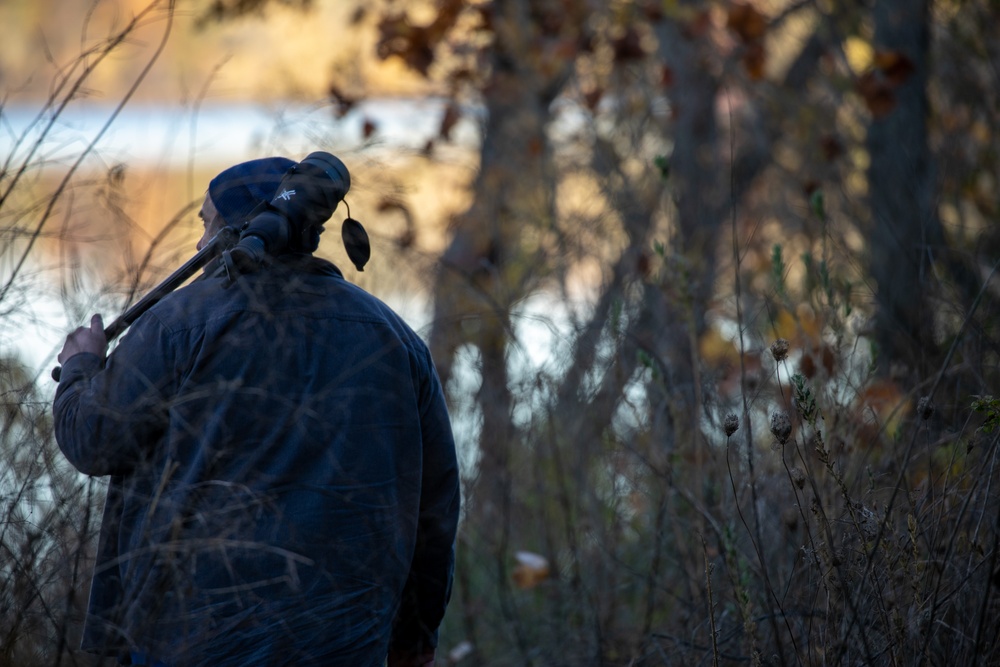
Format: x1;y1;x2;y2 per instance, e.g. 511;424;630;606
512;550;550;589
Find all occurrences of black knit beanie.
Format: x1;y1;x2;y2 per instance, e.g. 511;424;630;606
208;157;296;229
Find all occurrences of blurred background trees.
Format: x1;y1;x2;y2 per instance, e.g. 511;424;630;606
2;0;999;664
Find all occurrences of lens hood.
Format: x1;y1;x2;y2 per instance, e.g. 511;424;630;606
299;152;350;202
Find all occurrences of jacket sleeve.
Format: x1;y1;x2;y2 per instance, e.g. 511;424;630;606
390;347;461;656
52;313;176;477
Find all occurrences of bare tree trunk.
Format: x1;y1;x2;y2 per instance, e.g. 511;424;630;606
647;18;726;453
867;0;940;376
427;0;576;522
423;4;579;657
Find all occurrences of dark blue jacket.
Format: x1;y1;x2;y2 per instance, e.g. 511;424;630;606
53;256;460;666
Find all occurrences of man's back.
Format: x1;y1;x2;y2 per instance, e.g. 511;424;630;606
54;256;459;665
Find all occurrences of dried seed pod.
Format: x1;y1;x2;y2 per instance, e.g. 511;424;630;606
770;338;790;362
723;413;740;436
790;466;806;489
917;396;934;420
770;410;792;445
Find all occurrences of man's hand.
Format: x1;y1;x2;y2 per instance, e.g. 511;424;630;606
58;314;108;365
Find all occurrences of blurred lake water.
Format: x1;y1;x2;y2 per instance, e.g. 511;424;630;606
0;98;473;169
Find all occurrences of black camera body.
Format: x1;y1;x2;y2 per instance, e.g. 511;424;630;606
225;152;364;273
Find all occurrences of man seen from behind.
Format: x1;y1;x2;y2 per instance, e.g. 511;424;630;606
52;154;460;667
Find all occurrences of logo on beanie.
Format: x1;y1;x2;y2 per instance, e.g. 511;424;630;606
276;189;296;202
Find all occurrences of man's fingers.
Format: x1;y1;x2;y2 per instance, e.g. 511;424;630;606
58;314;108;365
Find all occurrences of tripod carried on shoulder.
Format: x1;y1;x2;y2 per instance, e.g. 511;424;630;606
50;226;238;382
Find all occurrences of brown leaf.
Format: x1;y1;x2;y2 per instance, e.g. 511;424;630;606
856;71;896;118
612;26;645;62
535;7;563;37
641;0;664;22
375;0;464;77
820;135;843;161
659;64;674;88
636;250;652;278
798;344;835;379
427;0;464;43
727;2;768;43
742;41;767;80
857;379;911;436
327;84;356;118
376;199;416;249
439;103;461;141
577;31;597;54
362;118;377;139
450;67;476;85
552;37;579;61
874;49;915;86
683;9;713;38
375;13;411;60
476;3;494;32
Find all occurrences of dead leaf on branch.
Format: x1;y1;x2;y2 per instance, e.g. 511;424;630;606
856;49;915;118
376;14;436;75
856;71;896;118
725;2;769;80
375;0;465;76
727;2;768;43
439;102;461;140
362;118;377;139
327;84;357;118
874;49;915;86
743;41;767;80
640;0;664;22
659;64;674;88
376;199;416;249
820;135;843;162
612;26;645;62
